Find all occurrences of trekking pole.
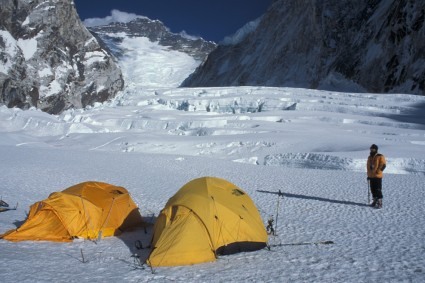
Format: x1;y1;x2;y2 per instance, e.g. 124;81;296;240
367;179;370;205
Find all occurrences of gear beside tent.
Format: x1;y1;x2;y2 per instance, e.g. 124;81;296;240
1;181;143;242
147;176;268;267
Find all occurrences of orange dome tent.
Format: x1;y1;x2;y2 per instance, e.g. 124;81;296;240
1;181;143;242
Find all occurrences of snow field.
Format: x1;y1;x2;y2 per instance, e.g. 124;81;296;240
1;146;424;282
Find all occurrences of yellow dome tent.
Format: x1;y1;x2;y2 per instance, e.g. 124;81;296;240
1;181;143;242
147;176;268;267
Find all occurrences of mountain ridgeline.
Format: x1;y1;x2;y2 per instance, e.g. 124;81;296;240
87;17;216;62
182;0;425;95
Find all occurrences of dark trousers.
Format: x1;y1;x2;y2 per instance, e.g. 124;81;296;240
370;178;383;199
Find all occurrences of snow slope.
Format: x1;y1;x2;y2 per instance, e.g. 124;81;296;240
1;28;425;283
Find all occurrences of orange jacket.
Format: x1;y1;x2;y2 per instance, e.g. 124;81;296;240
367;153;386;178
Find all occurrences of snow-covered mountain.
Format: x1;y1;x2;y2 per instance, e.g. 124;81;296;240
0;0;124;114
83;11;216;92
182;0;425;95
86;13;216;62
0;3;216;114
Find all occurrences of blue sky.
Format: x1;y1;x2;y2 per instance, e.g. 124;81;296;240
73;0;273;42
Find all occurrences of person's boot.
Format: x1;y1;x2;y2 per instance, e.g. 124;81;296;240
376;199;382;209
370;198;377;207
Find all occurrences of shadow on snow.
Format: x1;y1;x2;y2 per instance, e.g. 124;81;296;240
257;189;368;207
282;192;369;207
385;101;425;129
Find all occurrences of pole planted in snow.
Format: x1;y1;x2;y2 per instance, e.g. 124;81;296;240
367;179;370;205
274;190;284;236
257;189;284;236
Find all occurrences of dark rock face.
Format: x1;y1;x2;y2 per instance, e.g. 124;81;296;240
0;0;124;114
182;0;425;95
87;17;216;62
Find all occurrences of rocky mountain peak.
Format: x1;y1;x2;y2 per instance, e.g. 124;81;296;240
0;0;124;114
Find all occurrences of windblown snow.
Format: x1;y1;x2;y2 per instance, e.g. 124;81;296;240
1;19;425;283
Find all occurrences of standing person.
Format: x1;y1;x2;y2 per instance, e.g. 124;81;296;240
367;144;386;208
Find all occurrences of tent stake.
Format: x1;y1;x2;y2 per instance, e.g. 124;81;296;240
80;248;87;263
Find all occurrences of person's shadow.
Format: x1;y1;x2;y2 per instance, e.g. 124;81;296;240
283;192;369;207
257;190;369;207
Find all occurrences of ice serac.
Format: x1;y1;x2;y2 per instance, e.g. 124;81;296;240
181;0;425;95
0;0;124;114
